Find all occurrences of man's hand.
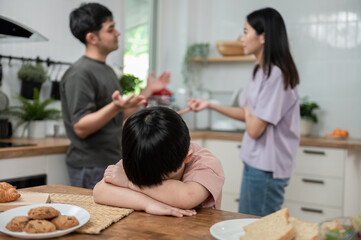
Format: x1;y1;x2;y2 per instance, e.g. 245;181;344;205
145;201;197;218
112;90;146;110
147;71;171;93
187;98;211;112
104;161;129;188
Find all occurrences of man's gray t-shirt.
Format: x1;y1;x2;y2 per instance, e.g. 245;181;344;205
60;56;123;168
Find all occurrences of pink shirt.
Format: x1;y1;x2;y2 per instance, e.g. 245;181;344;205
182;142;225;209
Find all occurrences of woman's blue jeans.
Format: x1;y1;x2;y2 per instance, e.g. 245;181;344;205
238;163;289;217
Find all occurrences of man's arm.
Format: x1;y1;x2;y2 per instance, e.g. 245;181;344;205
93;179;197;217
74;91;145;139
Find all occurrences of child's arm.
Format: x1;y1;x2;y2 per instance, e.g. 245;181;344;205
128;180;210;210
93;179;197;217
103;162;210;209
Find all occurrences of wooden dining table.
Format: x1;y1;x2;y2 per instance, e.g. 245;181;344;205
0;184;257;239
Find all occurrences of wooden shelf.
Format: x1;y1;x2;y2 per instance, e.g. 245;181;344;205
191;55;256;62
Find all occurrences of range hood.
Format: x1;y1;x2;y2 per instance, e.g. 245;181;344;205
0;15;48;43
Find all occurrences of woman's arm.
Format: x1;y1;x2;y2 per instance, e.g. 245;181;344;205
187;99;245;121
93;179;196;217
244;105;268;139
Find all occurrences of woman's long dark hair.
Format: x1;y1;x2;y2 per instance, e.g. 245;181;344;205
247;8;299;90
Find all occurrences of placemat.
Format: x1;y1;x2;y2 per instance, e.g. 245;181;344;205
50;193;133;234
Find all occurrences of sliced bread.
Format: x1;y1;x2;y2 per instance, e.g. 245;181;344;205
289;217;319;240
240;208;295;240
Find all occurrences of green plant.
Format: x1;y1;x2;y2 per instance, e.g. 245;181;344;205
300;96;320;123
17;63;47;83
120;74;144;95
182;43;210;87
0;89;61;135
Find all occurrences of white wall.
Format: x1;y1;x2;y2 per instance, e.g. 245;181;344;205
156;0;361;138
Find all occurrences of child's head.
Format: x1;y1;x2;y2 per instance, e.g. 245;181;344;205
69;3;113;44
122;107;191;187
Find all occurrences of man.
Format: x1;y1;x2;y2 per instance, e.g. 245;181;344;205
60;3;170;189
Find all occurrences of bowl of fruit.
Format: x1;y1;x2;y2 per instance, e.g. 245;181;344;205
325;128;349;139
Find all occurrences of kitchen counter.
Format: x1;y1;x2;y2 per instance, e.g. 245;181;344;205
0;184;256;239
0;138;70;159
190;130;361;150
1;131;361;160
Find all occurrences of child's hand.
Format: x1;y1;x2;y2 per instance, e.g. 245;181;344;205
145;201;197;217
104;161;129;188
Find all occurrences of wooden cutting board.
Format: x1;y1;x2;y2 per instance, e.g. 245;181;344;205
0;191;50;211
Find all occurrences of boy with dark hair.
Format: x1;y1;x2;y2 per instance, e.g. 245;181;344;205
93;107;224;217
61;3;170;189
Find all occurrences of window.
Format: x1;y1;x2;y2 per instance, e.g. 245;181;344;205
123;0;156;89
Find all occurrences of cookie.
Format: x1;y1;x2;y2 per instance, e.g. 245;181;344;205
51;215;79;230
5;216;29;232
28;206;60;220
24;220;56;233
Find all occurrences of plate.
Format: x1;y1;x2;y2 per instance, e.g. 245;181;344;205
210;218;258;240
0;203;90;239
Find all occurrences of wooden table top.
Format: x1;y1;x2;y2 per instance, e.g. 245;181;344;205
0;184;256;239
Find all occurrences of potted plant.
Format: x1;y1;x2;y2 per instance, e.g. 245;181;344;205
300;97;320;136
181;43;210;95
0;89;61;138
119;74;144;96
18;63;47;99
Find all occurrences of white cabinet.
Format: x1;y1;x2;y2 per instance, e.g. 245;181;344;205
0;154;70;186
284;146;347;223
204;139;243;212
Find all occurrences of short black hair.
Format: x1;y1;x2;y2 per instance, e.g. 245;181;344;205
69;2;113;44
122;107;191;187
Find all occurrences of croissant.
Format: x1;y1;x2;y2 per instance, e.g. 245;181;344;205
0;182;21;203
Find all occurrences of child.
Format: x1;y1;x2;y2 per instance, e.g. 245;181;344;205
93;107;224;217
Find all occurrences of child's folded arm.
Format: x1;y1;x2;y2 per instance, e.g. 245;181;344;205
93;179;196;217
129;179;210;209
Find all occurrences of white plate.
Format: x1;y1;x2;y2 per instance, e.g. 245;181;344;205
0;203;90;239
210;218;259;240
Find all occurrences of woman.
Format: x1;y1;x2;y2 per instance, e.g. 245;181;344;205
187;7;300;217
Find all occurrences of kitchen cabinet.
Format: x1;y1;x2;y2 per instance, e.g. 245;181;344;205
283;146;360;223
0;154;70;186
203;139;243;212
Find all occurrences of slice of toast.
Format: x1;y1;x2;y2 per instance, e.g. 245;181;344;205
240;208;295;240
289;217;319;240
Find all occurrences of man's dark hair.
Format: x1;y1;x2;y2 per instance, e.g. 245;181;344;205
69;3;113;44
122;107;191;187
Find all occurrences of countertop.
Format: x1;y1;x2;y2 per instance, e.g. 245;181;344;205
0;184;256;240
1;130;361;160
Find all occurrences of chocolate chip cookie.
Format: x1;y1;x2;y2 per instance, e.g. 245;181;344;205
51;215;79;230
28;206;60;220
5;216;29;232
24;220;56;233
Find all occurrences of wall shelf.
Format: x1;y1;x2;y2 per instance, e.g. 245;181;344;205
191;55;256;62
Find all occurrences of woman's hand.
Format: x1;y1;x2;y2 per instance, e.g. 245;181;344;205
145;201;197;217
187;98;211;112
